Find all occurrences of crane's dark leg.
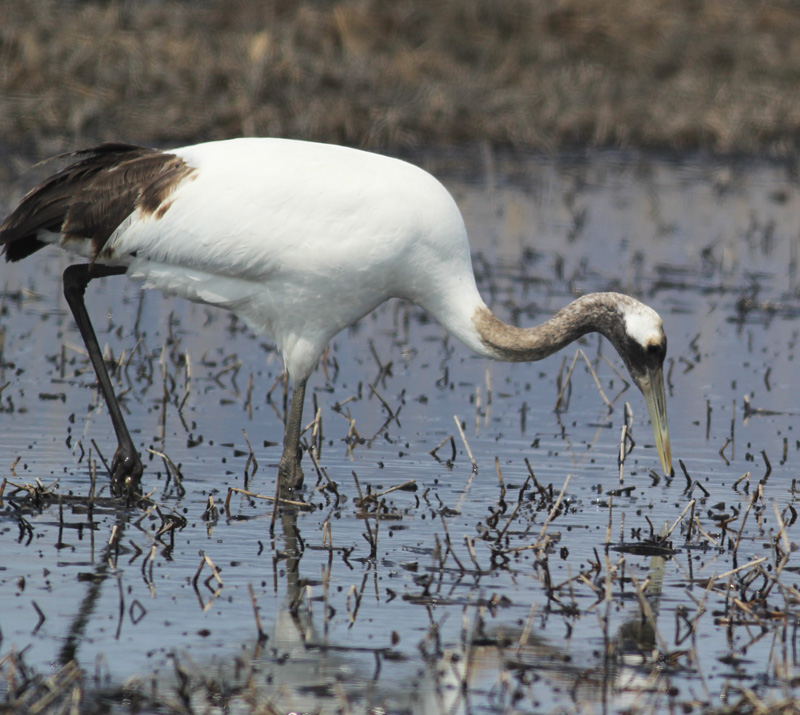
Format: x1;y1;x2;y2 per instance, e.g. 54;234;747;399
63;264;143;496
278;377;306;495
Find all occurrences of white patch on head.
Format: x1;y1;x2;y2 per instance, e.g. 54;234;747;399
623;303;663;348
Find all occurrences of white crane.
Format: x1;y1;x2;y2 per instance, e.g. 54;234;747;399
0;139;672;496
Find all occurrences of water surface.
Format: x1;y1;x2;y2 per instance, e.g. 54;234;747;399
0;151;798;713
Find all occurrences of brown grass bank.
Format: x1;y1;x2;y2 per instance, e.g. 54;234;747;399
2;0;800;158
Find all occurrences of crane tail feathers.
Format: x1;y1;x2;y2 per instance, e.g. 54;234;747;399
0;143;193;263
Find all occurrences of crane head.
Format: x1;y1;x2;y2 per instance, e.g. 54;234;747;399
618;306;672;477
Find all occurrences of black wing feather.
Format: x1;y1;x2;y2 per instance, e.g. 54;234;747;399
0;143;184;262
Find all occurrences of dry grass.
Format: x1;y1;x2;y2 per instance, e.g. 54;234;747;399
3;0;800;158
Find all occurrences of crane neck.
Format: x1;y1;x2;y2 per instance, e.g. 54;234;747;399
472;292;634;363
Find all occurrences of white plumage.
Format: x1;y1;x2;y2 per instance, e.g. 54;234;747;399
118;140;484;381
1;138;672;496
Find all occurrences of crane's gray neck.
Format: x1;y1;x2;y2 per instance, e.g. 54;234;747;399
473;292;639;362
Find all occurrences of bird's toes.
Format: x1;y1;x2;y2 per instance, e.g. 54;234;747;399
110;447;144;496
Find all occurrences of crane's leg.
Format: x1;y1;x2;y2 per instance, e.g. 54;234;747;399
63;264;143;497
278;377;306;494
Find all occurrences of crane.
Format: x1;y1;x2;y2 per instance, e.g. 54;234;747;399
0;139;672;496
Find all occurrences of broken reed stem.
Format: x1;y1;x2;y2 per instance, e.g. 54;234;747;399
555;349;613;412
159;358;168;443
719;438;732;465
147;448;185;496
761;449;772;481
440;515;467;572
429;435;457;462
192;554;204;588
321;562;331;644
524;458;548;497
679;459;693;490
731;485;761;555
243;372;254;418
88;457;97;519
618;402;635;482
772;500;791;573
248;583;266;641
142;544;157;587
693;516;720;547
453;415;478;471
90;438;112;481
516;601;538;654
464;535;482;572
352;471;377;559
603;553;617;604
535;474;571;549
224;487;311;513
345;584;359;626
242;428;258;480
178;349;192;412
310;405;323;457
433;533;446;576
202;494;217;522
356;479;415;507
495;456;506;501
664;499;696;540
578;572;602;600
266;370;286;404
618;422;627;483
31;600;45;634
712;557;768;583
368;340;385;375
369;384;397;423
306;446;336;491
555;351;579;410
373;500;382;561
494;500;522;545
734;471;751;489
203;553;223;587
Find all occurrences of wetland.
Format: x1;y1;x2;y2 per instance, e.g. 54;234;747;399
0;149;799;713
3;1;800;711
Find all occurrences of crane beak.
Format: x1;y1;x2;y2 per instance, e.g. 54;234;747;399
638;365;672;476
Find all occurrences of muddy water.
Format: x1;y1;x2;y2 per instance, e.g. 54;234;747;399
0;151;798;712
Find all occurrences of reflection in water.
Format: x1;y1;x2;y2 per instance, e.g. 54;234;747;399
58;521;115;666
148;510;680;713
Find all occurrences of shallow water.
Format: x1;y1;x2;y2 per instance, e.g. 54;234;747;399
0;150;799;713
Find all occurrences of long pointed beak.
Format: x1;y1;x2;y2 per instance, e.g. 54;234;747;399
639;365;672;476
